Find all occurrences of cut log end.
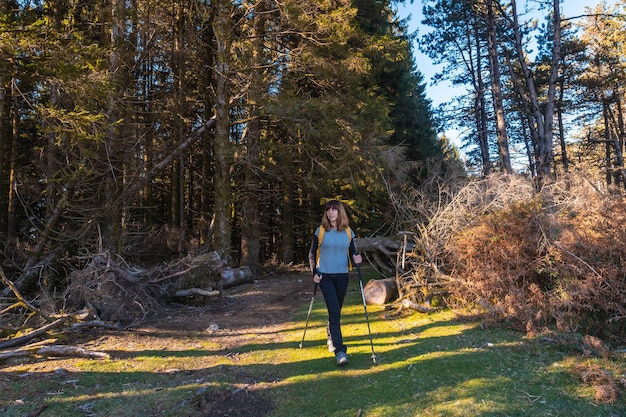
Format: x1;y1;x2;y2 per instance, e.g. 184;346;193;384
363;278;398;305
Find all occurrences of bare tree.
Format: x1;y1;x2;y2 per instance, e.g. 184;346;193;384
506;0;561;177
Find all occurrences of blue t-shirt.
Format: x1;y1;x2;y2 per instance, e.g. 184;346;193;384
315;227;354;274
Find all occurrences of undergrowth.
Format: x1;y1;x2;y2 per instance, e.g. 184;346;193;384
444;174;626;346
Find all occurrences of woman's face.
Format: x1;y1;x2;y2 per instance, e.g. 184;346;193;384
326;207;338;223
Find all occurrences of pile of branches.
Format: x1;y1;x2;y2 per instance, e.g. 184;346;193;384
0;249;229;361
65;252;170;324
446;174;626;340
389;172;626;344
65;251;224;323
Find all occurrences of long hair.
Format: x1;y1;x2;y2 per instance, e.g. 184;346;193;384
320;200;350;231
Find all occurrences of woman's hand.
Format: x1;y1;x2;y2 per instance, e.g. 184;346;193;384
313;273;322;283
353;253;362;264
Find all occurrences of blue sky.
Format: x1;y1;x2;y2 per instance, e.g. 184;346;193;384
397;0;603;108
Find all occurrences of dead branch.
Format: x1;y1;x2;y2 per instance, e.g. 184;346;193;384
400;298;441;313
1;189;66;297
123;115;216;199
149;265;195;284
106;263;143;283
0;317;67;350
0;301;23;315
0;265;54;322
0;339;112;361
70;320;121;331
174;288;220;298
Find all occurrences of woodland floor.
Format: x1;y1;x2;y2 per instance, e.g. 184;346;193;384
1;271;311;417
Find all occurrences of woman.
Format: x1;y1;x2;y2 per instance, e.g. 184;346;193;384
308;200;362;366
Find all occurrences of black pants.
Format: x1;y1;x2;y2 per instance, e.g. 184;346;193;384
319;273;349;355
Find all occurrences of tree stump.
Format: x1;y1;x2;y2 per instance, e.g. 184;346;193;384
363;278;398;305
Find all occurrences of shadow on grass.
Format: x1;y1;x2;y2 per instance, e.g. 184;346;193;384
3;326;623;417
2;276;625;417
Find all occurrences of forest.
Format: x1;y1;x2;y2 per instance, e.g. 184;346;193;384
1;0;625;351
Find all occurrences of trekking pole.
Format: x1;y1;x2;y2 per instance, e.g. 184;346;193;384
357;263;377;363
299;282;318;349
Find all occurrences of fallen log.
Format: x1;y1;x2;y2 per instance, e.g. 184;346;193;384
222;266;253;289
363;278;398;305
0;339;57;360
37;344;110;359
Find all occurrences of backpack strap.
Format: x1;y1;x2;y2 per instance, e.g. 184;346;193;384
315;226;325;269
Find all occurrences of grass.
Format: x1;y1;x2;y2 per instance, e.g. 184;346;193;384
272;291;624;417
1;273;625;417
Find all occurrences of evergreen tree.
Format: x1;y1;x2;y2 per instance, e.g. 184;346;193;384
421;0;494;175
0;0;450;290
356;0;441;175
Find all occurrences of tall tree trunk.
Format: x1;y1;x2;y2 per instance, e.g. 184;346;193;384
509;0;560;177
615;93;626;188
485;0;511;173
521;115;536;176
100;0;126;253
0;73;9;242
603;103;613;186
171;1;187;230
504;46;540;175
0;0;12;240
45;83;60;222
538;0;561;177
142;62;157;225
474;24;491;175
604;96;626;188
200;133;214;246
278;181;294;265
240;1;268;274
211;0;234;261
557;72;568;173
199;15;216;247
7;86;17;238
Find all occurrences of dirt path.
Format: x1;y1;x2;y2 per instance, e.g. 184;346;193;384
139;272;308;349
135;272;309;417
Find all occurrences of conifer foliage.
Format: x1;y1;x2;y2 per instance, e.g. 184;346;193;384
0;1;442;298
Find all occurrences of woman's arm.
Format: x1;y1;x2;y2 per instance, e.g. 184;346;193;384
349;238;362;265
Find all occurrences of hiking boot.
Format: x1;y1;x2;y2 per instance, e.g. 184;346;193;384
327;336;335;353
336;351;349;366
